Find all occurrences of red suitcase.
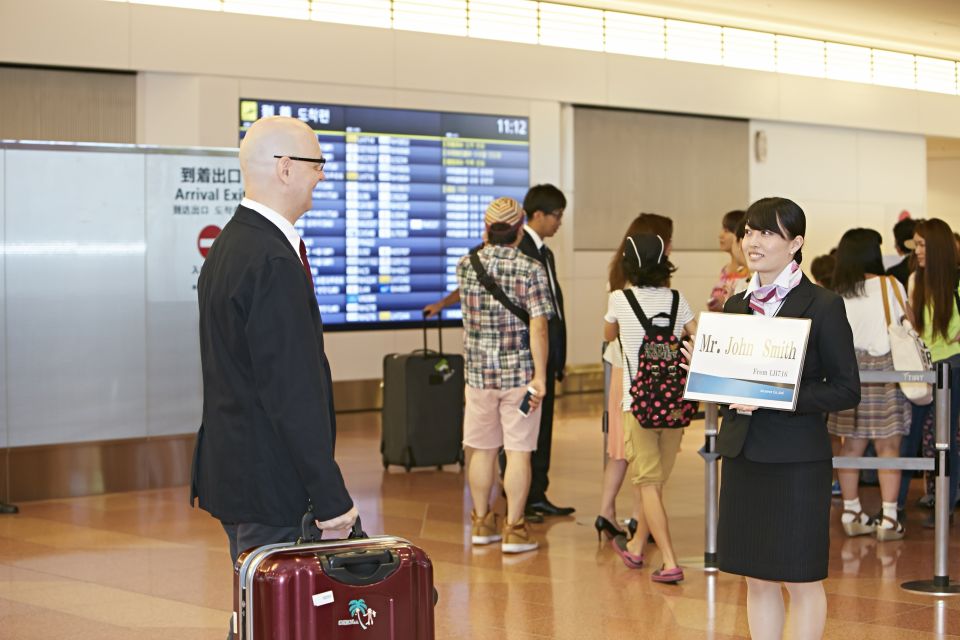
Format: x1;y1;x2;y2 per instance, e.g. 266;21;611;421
233;517;435;639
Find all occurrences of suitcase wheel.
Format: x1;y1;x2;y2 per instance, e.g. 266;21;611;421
382;456;389;470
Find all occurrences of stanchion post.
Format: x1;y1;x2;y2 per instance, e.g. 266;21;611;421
702;403;720;572
934;360;951;587
902;361;960;595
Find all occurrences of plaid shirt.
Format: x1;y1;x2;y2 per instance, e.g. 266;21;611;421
456;245;554;389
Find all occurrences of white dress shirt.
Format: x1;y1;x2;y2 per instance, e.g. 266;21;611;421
524;224;562;320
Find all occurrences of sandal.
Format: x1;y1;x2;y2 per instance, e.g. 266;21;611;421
875;515;905;541
841;510;876;537
610;534;644;569
651;565;684;583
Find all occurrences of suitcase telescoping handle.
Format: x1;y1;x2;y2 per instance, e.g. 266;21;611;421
420;310;443;358
299;509;367;543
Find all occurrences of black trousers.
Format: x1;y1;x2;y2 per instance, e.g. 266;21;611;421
528;358;558;503
222;521;300;639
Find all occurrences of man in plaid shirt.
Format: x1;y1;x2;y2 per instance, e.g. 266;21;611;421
457;196;553;554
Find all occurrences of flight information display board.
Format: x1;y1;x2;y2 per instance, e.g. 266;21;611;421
239;99;530;330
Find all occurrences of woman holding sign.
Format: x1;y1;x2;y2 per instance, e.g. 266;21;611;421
711;198;860;640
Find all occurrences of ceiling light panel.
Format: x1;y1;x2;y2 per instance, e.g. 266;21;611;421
666;19;722;65
393;0;467;36
825;42;872;82
723;27;775;72
871;49;916;89
603;11;664;58
775;35;825;78
538;2;604;52
468;0;537;44
916;56;958;94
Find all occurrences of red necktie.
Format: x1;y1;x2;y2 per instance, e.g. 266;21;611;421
298;239;313;286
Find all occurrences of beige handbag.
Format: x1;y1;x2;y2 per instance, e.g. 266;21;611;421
881;276;933;405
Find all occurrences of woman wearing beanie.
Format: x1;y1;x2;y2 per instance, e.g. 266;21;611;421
703;197;860;640
603;233;697;583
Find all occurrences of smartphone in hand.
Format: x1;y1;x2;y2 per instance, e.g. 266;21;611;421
518;387;538;416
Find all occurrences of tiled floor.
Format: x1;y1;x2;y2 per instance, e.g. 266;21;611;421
2;392;960;638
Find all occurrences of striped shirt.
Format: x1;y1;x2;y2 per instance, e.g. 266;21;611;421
605;287;695;411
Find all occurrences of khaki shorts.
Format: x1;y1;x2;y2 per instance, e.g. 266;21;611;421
463;385;542;452
622;411;683;486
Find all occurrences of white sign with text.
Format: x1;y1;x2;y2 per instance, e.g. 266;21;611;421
683;312;811;411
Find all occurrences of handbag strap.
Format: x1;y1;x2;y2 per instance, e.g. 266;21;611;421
889;276;908;321
880;275;892;326
469;252;530;325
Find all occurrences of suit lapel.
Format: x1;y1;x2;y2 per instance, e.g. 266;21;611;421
726;292;752;315
775;275;816;319
233;205;300;261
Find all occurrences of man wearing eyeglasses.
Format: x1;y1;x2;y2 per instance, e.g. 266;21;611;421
191;117;357;627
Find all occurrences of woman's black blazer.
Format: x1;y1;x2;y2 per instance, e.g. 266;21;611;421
715;275;861;463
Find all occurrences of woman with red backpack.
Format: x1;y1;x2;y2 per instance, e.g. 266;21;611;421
603;232;697;583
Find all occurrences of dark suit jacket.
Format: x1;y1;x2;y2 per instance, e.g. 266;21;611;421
519;232;567;377
886;256;912;290
715;275;861;463
190;205;353;526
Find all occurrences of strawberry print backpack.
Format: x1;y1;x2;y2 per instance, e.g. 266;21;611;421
620;289;696;429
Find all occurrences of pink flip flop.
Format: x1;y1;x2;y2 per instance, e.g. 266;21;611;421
651;565;684;583
610;535;644;569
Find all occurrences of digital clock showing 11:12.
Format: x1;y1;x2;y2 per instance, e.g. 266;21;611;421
496;118;528;136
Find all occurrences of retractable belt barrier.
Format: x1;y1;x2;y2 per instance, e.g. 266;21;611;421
601;343;960;595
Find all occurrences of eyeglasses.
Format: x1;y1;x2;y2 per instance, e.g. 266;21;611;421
548;209;564;220
274;155;326;170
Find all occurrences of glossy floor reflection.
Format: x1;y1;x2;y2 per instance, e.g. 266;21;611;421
2;392;960;638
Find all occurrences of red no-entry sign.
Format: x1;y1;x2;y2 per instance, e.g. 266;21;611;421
198;225;222;258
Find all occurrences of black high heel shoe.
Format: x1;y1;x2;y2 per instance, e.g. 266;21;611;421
626;519;638;539
594;516;626;541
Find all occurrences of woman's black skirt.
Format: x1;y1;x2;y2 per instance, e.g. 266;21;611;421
717;455;832;582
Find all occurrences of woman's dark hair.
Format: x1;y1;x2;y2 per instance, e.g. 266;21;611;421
911;218;959;340
743;197;806;265
608;213;674;290
735;218;747;241
722;209;746;234
487;222;521;245
831;228;885;297
810;253;836;289
621;253;676;288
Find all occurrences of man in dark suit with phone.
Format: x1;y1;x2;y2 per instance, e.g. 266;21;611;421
517;184;574;520
191;116;358;600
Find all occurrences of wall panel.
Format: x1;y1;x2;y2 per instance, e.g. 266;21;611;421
5;148;147;447
0;66;135;143
573;107;749;251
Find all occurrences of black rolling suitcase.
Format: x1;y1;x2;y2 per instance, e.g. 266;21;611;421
381;317;465;471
